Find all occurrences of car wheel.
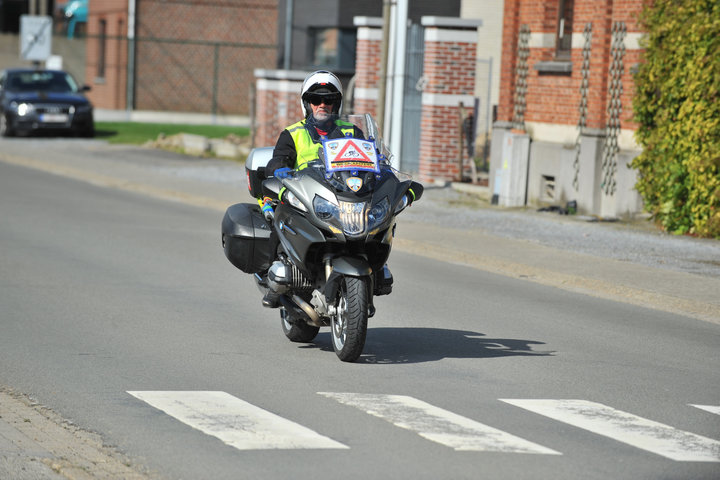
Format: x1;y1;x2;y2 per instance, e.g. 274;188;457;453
0;114;14;137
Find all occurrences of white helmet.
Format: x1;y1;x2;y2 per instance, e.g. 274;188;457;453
300;70;343;117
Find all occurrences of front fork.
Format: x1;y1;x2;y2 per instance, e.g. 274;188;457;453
314;255;376;318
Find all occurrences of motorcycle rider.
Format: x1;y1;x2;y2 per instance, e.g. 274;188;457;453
259;70;418;309
261;70;364;308
266;70;363;177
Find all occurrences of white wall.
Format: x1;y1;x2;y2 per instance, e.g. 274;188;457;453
461;0;503;139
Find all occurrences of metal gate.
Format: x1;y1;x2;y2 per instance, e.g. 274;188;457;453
399;23;424;174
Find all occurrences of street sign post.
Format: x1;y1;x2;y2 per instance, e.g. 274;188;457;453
20;15;53;62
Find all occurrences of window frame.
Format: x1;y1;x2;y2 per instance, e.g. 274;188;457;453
555;0;574;60
96;18;107;80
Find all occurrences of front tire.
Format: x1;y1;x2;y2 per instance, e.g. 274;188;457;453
280;308;319;343
331;276;369;362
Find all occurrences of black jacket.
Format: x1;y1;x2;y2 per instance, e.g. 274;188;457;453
267;120;364;176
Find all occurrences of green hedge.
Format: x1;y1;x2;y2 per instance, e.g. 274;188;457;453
632;0;720;238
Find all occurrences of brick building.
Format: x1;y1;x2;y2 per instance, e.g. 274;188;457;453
490;0;645;217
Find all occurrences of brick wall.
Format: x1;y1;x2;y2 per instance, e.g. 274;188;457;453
253;70;305;148
497;0;643;134
134;0;278;115
352;19;382;117
82;0;278;113
418;19;481;182
85;0;129;110
491;0;645;217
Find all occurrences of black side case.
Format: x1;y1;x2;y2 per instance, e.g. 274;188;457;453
221;203;272;273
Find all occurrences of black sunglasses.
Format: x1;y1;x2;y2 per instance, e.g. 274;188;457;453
308;94;339;106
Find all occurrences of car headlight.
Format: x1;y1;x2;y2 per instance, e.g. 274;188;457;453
17;103;35;116
368;197;390;231
75;104;92;113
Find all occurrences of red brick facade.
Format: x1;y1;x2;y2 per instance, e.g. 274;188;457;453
352;20;382;118
253;70;305;148
84;0;129;110
498;0;643;132
491;0;645;216
418;20;481;182
134;0;277;115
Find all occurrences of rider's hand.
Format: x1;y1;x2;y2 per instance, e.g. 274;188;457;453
261;196;275;221
273;167;292;179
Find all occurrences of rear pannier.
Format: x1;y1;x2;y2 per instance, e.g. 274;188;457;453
221;203;271;273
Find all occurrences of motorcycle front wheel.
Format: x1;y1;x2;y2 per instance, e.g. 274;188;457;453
331;276;369;362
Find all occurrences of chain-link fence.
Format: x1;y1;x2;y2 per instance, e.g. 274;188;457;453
129;1;277;116
130;36;275;115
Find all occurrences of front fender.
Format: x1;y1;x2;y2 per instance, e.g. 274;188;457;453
323;256;372;302
332;256;372;276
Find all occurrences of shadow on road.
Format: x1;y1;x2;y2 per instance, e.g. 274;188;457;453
306;327;554;364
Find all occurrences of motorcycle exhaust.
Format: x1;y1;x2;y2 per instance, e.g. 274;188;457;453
291;295;322;326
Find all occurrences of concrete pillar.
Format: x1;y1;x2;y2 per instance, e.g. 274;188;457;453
577;128;605;215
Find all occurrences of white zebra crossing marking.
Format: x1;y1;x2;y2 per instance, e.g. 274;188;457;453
318;392;560;454
691;405;720;416
501;399;720;462
127;391;348;450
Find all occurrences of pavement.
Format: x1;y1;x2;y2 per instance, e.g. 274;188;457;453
1;140;718;326
1;137;719;479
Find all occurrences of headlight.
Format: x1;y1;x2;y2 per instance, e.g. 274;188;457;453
282;189;307;212
313;195;339;220
314;196;367;236
394;195;409;214
17;103;34;116
338;201;366;235
368;197;390;231
75;104;92;113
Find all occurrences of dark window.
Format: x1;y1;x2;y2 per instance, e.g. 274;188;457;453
308;27;356;71
555;0;574;59
97;19;107;79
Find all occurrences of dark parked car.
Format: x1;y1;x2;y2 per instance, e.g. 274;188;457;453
0;68;94;137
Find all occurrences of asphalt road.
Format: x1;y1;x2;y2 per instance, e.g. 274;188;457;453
0;138;718;480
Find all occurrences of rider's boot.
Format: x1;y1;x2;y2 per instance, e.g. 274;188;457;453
262;290;281;308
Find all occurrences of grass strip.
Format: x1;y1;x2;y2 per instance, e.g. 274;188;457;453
95;122;249;145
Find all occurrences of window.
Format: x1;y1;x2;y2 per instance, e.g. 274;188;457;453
309;28;356;71
555;0;574;59
97;19;107;79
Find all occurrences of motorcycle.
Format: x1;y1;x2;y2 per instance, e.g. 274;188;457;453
221;114;422;362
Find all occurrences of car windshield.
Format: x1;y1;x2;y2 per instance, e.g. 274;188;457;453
6;71;79;93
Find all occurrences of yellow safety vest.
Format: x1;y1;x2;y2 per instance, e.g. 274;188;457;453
286;119;356;169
